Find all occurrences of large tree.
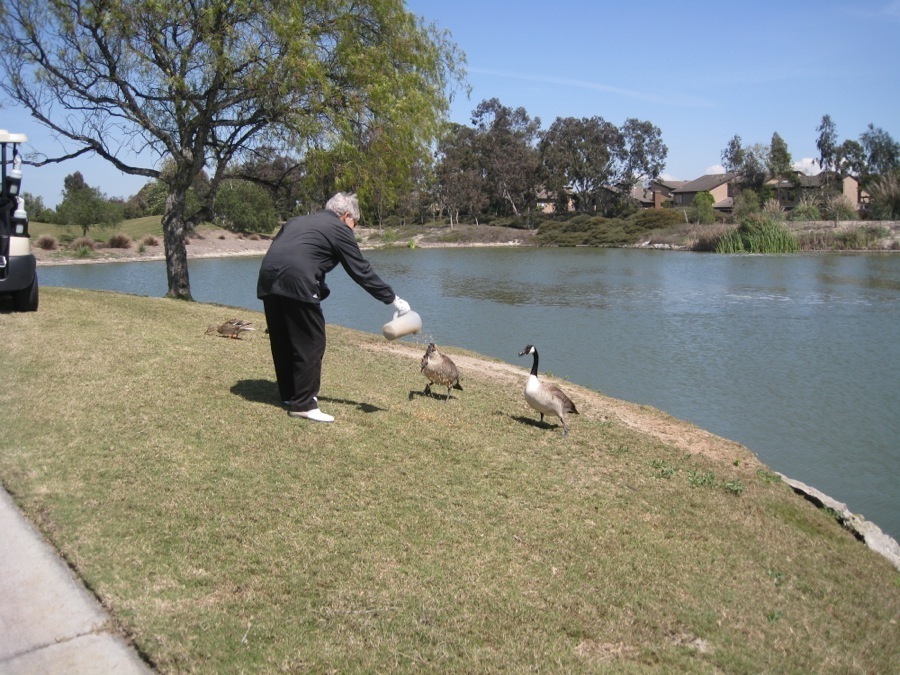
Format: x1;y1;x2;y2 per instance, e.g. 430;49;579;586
0;0;464;299
767;132;795;184
539;116;615;212
434;123;487;225
720;135;768;193
859;124;900;180
816;114;838;175
56;171;123;237
470;98;542;217
615;118;667;192
721;134;745;174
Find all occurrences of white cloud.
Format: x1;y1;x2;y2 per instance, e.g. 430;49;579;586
793;157;819;175
704;164;726;174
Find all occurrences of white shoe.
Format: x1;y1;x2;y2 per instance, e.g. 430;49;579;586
289;408;334;423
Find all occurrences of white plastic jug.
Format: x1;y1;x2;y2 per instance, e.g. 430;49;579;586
382;310;422;340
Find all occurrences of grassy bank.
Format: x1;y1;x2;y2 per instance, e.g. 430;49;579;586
2;288;898;672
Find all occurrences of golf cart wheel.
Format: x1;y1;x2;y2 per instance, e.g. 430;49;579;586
11;274;38;312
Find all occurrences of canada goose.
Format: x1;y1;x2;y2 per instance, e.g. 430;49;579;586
421;343;463;401
518;344;578;435
206;318;255;339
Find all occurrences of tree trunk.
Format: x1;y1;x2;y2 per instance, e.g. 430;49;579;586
503;188;520;216
162;190;193;301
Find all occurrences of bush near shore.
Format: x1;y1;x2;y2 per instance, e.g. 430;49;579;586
2;288;898;672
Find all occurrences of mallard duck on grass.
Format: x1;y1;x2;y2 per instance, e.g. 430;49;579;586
206;318;256;339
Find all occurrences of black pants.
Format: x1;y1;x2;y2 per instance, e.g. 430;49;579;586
262;295;326;412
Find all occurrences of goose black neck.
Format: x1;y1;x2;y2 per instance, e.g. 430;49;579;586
530;349;539;376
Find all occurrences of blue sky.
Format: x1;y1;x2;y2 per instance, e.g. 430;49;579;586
4;0;899;208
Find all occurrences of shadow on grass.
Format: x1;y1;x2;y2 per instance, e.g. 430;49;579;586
407;389;458;402
317;396;386;414
230;381;386;413
510;413;561;432
231;379;282;407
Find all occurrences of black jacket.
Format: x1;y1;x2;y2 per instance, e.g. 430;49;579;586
257;210;395;305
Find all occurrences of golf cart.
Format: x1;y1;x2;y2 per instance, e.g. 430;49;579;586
0;129;37;311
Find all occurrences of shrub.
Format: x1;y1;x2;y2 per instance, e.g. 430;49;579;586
834;226;891;250
715;216;799;253
141;235;160;247
789;193;821;221
732;190;761;222
535;215;635;247
69;236;96;251
107;233;133;249
628;208;684;231
762;199;785;221
867;173;900;220
35;235;58;251
690;191;716;224
823;194;858;222
69;237;96;258
214;178;279;234
689;224;733;251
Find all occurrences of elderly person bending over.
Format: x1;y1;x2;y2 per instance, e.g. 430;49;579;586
257;192;411;422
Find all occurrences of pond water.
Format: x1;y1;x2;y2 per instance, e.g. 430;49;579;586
38;248;900;540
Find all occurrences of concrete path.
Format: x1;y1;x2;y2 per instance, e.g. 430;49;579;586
0;488;151;674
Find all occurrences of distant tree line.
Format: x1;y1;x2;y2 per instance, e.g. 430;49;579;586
29;97;669;233
29;108;900;239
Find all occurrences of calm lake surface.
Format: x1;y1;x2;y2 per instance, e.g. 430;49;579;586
38;248;900;540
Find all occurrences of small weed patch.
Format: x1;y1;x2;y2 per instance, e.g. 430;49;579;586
689;469;716;488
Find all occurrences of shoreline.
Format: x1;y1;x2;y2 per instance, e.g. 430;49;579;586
33;218;900;267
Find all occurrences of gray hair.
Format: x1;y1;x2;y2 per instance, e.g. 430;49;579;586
325;192;360;221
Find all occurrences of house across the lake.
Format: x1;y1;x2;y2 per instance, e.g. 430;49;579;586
537;170;865;215
671;173;737;213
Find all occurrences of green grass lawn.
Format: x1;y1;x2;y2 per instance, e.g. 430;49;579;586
2;288;898;672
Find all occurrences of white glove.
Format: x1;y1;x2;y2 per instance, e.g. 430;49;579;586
392;296;411;315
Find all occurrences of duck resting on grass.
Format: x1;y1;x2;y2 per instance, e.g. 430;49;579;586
421;343;463;401
518;344;578;435
206;318;256;339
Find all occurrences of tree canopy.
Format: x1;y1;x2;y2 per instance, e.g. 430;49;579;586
0;0;465;299
816;115;838;175
55;171;123;237
470;98;542;217
539;116;617;212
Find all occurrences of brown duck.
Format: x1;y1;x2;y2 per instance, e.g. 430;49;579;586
420;343;463;401
206;318;256;339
